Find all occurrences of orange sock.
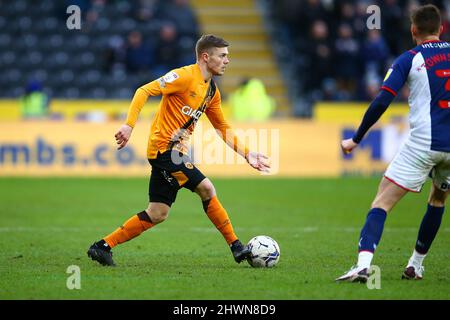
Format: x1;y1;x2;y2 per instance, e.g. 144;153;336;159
203;196;238;245
104;211;154;248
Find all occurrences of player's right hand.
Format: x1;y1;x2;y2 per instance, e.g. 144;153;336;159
341;138;358;154
246;151;271;173
115;124;133;150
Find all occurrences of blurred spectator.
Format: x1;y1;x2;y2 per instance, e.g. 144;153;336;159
337;2;357;32
133;0;161;22
362;29;389;77
157;0;200;40
20;80;50;119
125;31;154;74
380;0;404;56
84;0;107;30
155;0;200;66
334;23;360;100
353;1;371;40
364;75;382;101
441;7;450;42
301;20;333;98
272;0;304;40
361;29;389;99
321;78;343;101
103;35;126;73
229;78;276;121
297;0;329;41
153;23;181;76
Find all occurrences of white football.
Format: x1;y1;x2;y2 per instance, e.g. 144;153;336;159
247;235;280;268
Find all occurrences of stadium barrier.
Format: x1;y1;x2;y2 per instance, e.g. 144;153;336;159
0;101;409;177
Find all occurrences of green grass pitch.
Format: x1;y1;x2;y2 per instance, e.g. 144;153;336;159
0;177;448;299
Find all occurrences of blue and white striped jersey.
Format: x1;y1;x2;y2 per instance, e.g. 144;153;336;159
382;40;450;152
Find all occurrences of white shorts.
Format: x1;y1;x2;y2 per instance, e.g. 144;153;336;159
384;143;450;193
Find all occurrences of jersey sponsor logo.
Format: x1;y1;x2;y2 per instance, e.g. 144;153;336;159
163;71;179;83
438;100;450;108
421;42;450;49
181;105;203;120
436;69;450;77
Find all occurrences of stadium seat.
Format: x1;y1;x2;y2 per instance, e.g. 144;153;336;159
60;87;81;99
1;51;16;66
0;16;7;31
37;0;55;14
5;69;22;84
26;69;49;84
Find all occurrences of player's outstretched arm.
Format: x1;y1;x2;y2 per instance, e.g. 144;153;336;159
344;50;412;154
115;88;148;150
115;78;165;150
246;151;271;173
205;90;270;172
341;89;395;154
115;124;133;150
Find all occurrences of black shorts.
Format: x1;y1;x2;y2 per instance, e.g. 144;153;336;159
148;150;206;207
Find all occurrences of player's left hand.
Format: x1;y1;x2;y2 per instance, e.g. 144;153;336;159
341;138;358;154
115;124;133;150
246;151;271;173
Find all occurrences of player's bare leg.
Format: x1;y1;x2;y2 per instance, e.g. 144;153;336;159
371;177;409;212
403;184;448;280
195;178;251;263
336;177;408;282
87;202;169;266
145;202;171;224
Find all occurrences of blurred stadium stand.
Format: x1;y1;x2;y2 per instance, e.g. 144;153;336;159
0;0;291;115
265;0;450;116
0;0;200;100
192;0;290;114
1;0;450;118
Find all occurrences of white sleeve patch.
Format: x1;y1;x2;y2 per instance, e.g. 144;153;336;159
162;71;179;83
158;77;166;88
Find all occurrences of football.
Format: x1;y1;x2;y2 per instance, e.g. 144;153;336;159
247;235;280;268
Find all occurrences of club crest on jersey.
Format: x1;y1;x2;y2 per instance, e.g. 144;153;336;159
383;68;393;82
181;105;203;120
184;162;194;169
204;95;212;105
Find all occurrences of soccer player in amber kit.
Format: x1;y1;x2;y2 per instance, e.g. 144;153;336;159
87;35;270;266
336;5;449;282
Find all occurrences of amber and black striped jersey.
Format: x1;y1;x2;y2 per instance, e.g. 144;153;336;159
125;63;249;159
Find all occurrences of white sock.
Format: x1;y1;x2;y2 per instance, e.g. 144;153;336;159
408;249;426;268
357;251;373;269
